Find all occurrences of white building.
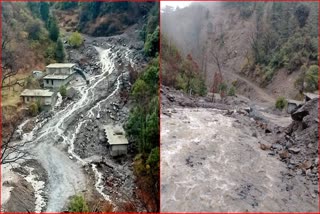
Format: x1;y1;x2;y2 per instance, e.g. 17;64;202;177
104;125;129;157
43;63;76;88
20;89;55;109
46;63;76;75
43;74;73;88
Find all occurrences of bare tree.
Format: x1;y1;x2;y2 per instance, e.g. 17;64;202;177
2;19;25;89
1;125;30;165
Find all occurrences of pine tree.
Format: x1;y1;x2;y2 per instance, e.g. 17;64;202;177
55;39;65;62
48;17;59;41
40;2;49;23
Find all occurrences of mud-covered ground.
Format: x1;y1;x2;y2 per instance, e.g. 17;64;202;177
161;86;318;212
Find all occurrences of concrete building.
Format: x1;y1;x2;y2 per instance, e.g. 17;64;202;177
104;125;129;157
43;63;76;89
46;63;76;75
43;74;73;88
20;89;55;109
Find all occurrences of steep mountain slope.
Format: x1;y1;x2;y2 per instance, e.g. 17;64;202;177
161;2;318;102
53;2;155;37
2;2;159;212
2;2;59;140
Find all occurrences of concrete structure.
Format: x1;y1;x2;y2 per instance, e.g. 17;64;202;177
43;74;73;88
46;63;76;75
104;125;129;157
286;99;303;114
43;63;77;89
20;89;55;109
303;92;318;102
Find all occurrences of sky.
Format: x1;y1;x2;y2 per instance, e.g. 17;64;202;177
161;1;193;12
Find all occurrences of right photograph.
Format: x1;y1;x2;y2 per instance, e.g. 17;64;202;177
160;1;318;212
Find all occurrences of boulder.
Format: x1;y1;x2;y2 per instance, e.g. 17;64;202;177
291;98;318;121
66;87;78;100
279;150;289;159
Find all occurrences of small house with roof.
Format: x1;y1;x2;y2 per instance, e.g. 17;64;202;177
46;63;76;75
104;125;129;157
43;63;76;88
20;89;55;110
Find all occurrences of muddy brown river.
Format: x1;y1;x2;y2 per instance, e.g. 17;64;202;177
160;107;318;212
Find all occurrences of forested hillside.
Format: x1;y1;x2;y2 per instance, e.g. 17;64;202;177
52;2;155;37
161;2;318;100
124;3;159;210
2;2;159;212
161;35;206;96
2;2;64;140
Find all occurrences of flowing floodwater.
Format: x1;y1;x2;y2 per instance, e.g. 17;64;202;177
161;108;318;212
5;44;134;212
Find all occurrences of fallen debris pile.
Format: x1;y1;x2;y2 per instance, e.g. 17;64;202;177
272;98;318;184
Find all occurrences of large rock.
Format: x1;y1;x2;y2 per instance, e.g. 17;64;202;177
291;98;318;121
66;87;78;100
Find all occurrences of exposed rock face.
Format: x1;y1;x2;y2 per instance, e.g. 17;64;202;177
291;98;318;121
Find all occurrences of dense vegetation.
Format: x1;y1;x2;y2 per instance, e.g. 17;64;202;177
26;2;65;63
68;32;84;48
123;5;159;211
161;35;207;96
275;96;287;110
55;2;155;37
141;3;159;57
124;58;159;212
238;2;318;91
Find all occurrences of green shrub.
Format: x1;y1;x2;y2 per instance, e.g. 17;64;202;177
144;26;159;57
175;73;187;91
275;96;287;110
36;99;43;112
305;65;318;92
59;85;67;97
25;76;40;89
262;66;275;85
68;32;83;48
68;195;89;212
228;86;236;96
218;82;227;94
29;102;39;116
55;39;65;63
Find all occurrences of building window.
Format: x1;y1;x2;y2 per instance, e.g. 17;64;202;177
26;97;29;102
46;80;49;84
51;80;54;85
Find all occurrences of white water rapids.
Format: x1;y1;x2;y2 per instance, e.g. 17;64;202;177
3;44;134;212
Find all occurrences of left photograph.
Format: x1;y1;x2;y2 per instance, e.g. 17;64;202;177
1;2;159;212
